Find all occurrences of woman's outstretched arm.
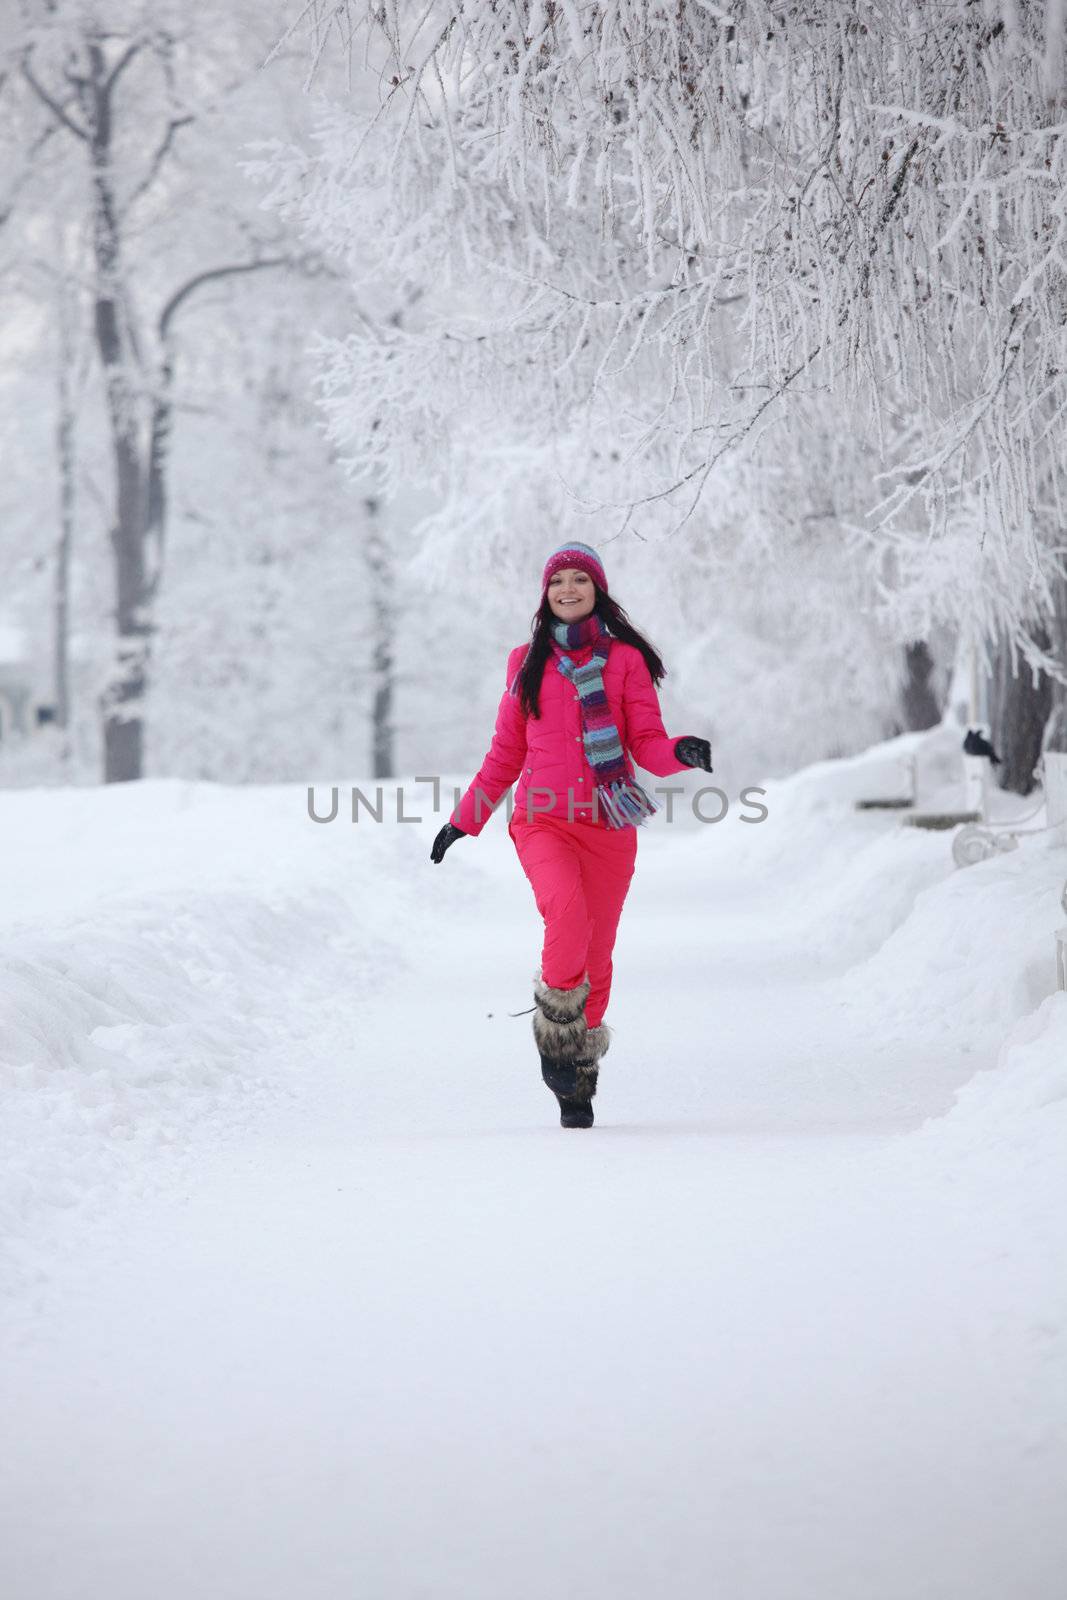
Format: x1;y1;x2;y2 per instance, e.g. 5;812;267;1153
622;649;708;777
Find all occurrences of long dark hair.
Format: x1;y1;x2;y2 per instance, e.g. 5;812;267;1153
515;588;667;718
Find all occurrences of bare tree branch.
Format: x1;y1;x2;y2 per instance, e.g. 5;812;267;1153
0;119;60;231
20;53;88;141
104;40;144;94
158;257;292;340
120;114;195;219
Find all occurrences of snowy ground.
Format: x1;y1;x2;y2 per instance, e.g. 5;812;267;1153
2;730;1066;1600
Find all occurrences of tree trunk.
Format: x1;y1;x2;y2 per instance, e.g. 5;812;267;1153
989;625;1053;796
1046;575;1067;752
83;38;151;783
365;494;395;780
100;376;151;783
900;640;941;730
54;286;75;737
104;465;149;783
25;35;277;782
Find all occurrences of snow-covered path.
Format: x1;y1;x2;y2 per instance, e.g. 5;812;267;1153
2;758;1065;1599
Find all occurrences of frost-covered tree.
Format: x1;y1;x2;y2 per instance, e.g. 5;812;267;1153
5;0;307;781
274;0;1067;711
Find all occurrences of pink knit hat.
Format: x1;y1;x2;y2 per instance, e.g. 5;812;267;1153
540;542;609;596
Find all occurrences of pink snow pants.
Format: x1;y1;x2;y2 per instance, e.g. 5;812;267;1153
508;810;638;1029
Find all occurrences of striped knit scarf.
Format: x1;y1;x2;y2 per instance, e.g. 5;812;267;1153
550;613;659;829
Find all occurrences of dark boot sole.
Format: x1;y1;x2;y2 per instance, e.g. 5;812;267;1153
558;1098;594;1129
538;1054;596;1128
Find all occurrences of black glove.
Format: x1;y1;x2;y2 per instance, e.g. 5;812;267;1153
674;735;713;773
430;822;467;864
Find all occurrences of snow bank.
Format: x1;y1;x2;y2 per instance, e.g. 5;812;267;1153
695;719;1066;1020
725;718;1041;862
3;892;294;1286
883;993;1067;1371
837;840;1065;1048
913;991;1067;1176
0;780;421;1296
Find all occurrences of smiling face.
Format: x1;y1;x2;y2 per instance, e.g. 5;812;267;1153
547;567;596;623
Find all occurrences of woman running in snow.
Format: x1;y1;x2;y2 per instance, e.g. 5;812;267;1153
430;542;712;1129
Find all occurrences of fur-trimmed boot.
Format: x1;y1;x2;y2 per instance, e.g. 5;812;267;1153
572;1024;612;1121
532;973;610;1129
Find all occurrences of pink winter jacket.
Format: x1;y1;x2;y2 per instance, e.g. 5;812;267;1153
453;638;692;835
